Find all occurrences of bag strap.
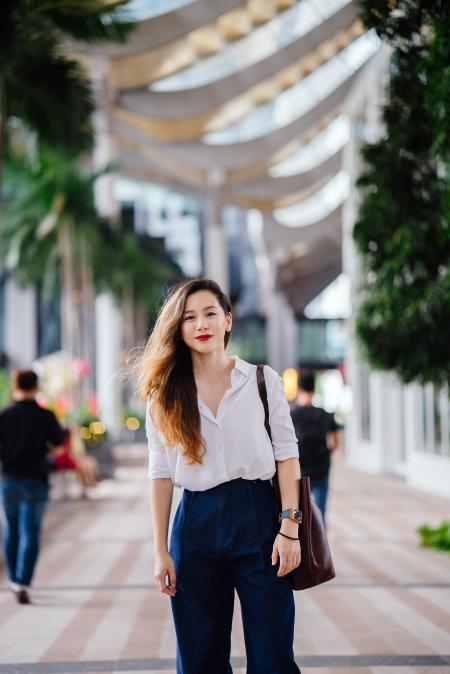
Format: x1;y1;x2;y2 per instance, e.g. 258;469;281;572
256;364;283;512
256;364;272;443
257;364;301;471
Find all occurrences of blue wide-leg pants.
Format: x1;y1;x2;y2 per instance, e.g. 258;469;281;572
170;478;301;674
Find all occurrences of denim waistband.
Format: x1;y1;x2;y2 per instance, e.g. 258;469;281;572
184;477;273;497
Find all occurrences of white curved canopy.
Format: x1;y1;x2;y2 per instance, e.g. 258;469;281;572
79;0;381;311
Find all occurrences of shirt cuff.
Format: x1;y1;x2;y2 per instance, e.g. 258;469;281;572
148;449;172;480
148;466;172;480
274;445;299;462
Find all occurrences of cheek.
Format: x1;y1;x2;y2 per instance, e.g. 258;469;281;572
218;316;229;332
180;321;191;341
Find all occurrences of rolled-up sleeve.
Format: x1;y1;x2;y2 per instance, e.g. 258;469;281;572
145;400;172;480
265;366;299;462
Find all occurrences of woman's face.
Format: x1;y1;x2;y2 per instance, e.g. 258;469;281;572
180;290;232;354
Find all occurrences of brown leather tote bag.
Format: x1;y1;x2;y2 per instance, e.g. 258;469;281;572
256;364;335;591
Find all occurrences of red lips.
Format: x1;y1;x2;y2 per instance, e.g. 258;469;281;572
195;335;213;341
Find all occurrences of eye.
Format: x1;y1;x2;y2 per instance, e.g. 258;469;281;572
206;312;217;317
183;315;194;321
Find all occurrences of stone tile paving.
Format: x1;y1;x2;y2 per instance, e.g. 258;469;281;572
0;446;449;673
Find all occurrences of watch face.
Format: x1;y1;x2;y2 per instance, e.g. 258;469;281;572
292;508;301;522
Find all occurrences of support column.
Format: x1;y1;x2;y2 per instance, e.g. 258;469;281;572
95;293;122;434
248;210;297;374
204;171;229;295
267;251;297;374
343;46;392;474
91;57;122;436
4;277;37;368
267;286;297;374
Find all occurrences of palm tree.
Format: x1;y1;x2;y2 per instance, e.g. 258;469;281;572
2;150;181;380
3;151;107;372
0;0;133;189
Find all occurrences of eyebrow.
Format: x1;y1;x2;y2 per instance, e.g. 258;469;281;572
183;305;218;315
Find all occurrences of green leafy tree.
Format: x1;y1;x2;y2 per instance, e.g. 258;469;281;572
1;150;180;366
0;0;133;185
92;223;183;351
354;1;450;387
2;150;110;365
93;225;181;310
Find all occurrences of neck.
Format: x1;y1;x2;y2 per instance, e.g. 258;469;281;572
191;350;234;382
297;391;313;406
13;392;37;401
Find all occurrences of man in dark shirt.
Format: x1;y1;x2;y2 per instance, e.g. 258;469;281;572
0;369;63;604
290;370;341;526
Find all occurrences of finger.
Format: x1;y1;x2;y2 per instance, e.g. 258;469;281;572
271;543;279;566
155;573;175;596
167;564;177;590
155;574;165;593
166;575;177;595
162;578;176;596
162;585;176;596
163;581;176;596
278;555;287;577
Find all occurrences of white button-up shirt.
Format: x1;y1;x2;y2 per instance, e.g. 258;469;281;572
146;356;299;491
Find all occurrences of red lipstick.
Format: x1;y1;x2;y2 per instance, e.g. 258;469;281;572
195;335;213;341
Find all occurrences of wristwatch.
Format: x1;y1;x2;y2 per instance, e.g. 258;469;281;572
279;507;302;524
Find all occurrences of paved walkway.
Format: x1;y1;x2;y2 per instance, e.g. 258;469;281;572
0;446;449;674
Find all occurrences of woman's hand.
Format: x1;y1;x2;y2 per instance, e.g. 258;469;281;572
271;534;301;577
154;550;177;596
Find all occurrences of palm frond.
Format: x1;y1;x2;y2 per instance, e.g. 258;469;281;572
0;1;135;162
27;0;134;43
7;50;94;156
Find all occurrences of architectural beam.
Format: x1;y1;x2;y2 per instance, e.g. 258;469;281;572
227;149;343;199
118;3;357;114
263;206;343;249
75;0;242;57
113;73;358;170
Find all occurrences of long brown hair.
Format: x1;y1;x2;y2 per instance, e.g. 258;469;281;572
137;278;232;464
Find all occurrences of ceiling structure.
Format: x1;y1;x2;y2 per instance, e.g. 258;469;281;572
80;0;381;314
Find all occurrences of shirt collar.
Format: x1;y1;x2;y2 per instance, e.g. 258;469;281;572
196;356;251;423
230;355;252;381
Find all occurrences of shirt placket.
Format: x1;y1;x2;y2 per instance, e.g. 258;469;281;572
197;368;249;478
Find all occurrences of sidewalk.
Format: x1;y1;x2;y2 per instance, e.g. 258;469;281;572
0;446;449;674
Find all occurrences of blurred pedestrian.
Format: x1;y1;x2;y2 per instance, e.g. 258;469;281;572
290;370;341;526
68;426;99;489
52;427;99;491
0;369;64;604
139;278;301;674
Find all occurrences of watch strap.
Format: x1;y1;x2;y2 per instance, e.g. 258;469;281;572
279;508;302;523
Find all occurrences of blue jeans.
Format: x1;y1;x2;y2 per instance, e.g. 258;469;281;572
310;474;329;526
0;478;49;586
170;478;300;674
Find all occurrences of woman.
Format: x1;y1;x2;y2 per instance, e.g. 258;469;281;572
138;278;302;674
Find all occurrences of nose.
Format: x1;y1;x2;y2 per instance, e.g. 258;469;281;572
195;316;208;330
